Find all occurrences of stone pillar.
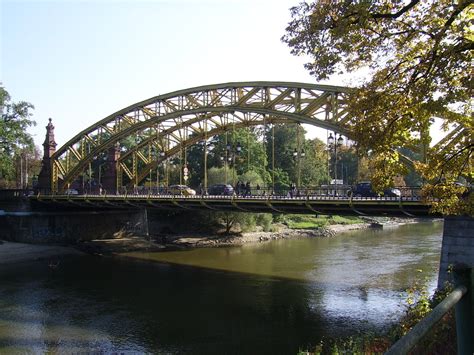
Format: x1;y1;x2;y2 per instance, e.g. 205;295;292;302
37;118;57;193
101;143;120;194
438;216;474;288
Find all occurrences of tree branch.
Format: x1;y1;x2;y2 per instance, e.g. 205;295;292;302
371;0;420;20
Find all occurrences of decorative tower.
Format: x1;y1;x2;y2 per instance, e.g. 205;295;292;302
37;118;57;192
101;143;120;194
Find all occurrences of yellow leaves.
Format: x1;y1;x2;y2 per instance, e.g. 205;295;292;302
421;182;473;216
284;0;472;216
368;151;408;192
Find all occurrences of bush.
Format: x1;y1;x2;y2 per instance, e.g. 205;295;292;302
389;278;456;354
255;213;274;232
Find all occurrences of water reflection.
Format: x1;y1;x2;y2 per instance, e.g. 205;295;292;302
0;221;443;354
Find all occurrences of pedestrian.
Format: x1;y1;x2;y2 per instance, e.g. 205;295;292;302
256;183;261;195
235;181;241;196
245;181;251;196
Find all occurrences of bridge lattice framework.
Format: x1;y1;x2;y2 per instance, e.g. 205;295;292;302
50;81;356;193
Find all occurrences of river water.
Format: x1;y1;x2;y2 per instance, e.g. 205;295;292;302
0;221;443;354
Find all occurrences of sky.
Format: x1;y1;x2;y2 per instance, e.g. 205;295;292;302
2;0;349;149
1;0;445;150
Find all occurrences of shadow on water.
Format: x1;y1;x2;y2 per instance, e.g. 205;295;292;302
0;221;443;354
0;256;331;354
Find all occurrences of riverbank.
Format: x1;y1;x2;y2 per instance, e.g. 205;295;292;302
75;218;424;254
73;222;365;255
0;217;430;265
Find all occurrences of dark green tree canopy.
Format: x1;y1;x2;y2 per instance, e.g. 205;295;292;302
282;0;473;214
0;86;36;186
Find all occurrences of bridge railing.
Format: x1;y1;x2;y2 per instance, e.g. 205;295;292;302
386;267;473;354
31;185;424;201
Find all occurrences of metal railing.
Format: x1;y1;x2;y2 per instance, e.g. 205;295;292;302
386;268;473;355
33;185;424;199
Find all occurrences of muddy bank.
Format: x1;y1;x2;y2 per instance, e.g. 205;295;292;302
78;218;425;254
74;222;374;255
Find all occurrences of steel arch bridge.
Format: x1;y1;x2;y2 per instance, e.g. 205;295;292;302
51;81;356;193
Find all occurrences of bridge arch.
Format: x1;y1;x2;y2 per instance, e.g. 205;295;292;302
51;81;354;192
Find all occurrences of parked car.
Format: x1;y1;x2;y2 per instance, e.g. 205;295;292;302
349;182;401;198
168;185;196;196
207;184;234;196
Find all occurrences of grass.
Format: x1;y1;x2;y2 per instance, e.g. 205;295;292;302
280;214;364;229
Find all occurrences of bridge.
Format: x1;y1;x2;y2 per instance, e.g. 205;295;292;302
31;188;433;217
28;80;440;216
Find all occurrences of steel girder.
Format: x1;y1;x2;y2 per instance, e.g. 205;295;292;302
51;81;353;192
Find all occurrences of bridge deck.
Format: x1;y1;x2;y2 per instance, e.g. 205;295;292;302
30;193;437;217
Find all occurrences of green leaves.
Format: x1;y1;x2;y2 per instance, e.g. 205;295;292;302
0;86;36;187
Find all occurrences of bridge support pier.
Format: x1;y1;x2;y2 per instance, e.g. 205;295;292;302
438;216;474;288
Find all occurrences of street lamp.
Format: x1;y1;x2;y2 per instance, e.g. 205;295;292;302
223;142;242;185
327;132;344;190
292;147;305;189
157;150;166;193
93;154;107;194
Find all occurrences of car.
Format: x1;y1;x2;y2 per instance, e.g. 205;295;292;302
349;182;401;198
167;185;196;196
64;189;79;195
207;184;234;196
383;187;402;197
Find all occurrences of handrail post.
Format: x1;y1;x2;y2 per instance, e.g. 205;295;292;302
454;266;473;355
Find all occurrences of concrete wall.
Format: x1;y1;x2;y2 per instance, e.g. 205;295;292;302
0;209;149;243
438;216;474;287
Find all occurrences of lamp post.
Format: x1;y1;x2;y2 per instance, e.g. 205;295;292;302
292;148;306;190
327;132;344;193
93;154;107;194
157;151;165;193
161;152;170;189
223;142;242;185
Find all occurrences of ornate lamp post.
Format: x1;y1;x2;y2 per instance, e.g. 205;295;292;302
92;154;107;194
157;150;165;193
222;142;242;185
327;132;344;193
292;147;305;189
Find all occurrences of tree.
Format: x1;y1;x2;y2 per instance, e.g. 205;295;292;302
335;145;361;185
265;123;299;179
282;1;472;215
0;86;36;188
206;166;236;186
300;138;329;186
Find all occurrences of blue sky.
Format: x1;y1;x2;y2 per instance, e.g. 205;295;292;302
1;0;445;149
3;0;340;147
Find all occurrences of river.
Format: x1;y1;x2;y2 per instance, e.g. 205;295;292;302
0;221;443;354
